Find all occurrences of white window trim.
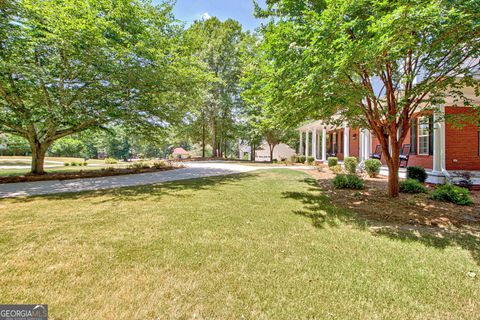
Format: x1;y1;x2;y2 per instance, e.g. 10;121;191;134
417;116;429;156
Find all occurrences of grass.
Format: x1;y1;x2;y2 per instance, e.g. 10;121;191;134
0;156;126;176
0;170;478;319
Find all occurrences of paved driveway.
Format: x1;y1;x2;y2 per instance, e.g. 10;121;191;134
0;161;312;199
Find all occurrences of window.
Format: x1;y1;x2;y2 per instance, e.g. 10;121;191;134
418;117;429;155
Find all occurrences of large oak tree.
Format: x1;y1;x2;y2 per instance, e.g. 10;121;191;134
0;0;192;174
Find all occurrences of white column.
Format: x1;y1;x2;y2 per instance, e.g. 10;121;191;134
322;126;327;162
433;107;444;173
359;129;364;161
364;129;371;159
343;123;350;159
312;128;317;160
440;105;446;172
305;130;310;158
299;131;304;156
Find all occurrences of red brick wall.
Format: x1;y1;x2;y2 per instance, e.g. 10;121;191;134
369;120;434;168
349;128;360;158
445;107;480;170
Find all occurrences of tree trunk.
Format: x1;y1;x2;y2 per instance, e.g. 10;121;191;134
211;116;217;158
269;144;275;162
386;143;401;197
30;142;49;175
202;110;206;158
251;143;255;161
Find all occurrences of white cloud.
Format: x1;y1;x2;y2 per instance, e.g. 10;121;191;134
202;12;211;20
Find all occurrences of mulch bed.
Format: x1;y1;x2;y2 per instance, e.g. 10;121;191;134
306;166;480;230
0;166;179;184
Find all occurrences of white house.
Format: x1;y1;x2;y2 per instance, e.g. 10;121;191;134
239;142;296;162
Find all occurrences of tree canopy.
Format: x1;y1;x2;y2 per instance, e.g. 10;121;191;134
0;0;196;173
254;0;480;196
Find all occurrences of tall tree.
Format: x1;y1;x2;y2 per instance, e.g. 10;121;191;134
240;31;295;162
0;0;190;174
186;17;245;158
255;0;480;197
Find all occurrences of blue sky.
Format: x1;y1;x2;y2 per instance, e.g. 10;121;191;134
156;0;265;31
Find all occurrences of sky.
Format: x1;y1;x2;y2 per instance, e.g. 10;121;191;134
156;0;266;31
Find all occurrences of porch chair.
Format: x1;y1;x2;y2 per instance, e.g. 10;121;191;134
370;145;382;160
399;144;411;168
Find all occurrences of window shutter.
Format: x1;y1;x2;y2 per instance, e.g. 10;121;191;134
340;131;344;153
410;118;417;154
428;115;434;155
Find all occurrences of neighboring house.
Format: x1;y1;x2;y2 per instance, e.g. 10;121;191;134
172;147;190;159
297;85;480;185
253;142;296;162
238;143;252;160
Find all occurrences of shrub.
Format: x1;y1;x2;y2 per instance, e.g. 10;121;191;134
298;155;306;163
70;161;79;166
327;157;338;168
344;157;358;174
407;166;428;183
307;156;315;165
105;158;118;165
82;162;88;166
330;164;343;174
152;160;167;169
333;174;365;190
400;179;428;194
431;184;473;206
129;162;150;171
364;159;382;177
290;154;298;163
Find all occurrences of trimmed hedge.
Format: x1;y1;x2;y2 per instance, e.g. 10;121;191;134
105;158;118;164
399;179;428;194
364;159;382;177
407;166;428;183
307;156;315;165
298;155;306;163
327;157;338;168
333;174;364;190
344;157;358;174
330;164;343;174
431;184;473;206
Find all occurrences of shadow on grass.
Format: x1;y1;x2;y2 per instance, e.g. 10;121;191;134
283;177;480;266
282;177;365;229
6;172;257;204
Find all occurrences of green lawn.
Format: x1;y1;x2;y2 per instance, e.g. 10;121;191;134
0;170;478;319
0;156;126;176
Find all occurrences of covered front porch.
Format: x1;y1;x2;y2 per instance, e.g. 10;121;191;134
297;120;374;163
297;106;461;186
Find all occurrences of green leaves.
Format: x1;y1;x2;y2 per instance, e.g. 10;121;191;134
0;0;198;172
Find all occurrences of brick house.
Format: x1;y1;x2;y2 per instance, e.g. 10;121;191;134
297;86;480;185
